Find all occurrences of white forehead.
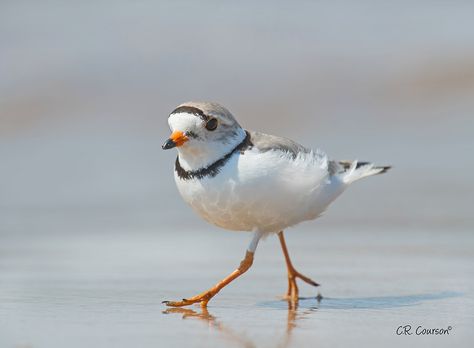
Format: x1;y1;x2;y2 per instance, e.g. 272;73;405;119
168;112;203;131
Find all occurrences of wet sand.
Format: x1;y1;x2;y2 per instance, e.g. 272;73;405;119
1;226;472;347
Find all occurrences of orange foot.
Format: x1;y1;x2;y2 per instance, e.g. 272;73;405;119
162;290;216;308
284;263;319;301
278;231;319;302
163;250;254;307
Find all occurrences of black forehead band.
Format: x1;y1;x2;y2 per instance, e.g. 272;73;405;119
170;106;209;121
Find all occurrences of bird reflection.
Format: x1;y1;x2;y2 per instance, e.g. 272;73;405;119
163;306;256;348
282;295;321;347
163;295;322;348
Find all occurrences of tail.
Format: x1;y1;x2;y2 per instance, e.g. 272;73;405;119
331;160;391;184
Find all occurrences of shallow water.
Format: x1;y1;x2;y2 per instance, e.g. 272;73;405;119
1;227;473;347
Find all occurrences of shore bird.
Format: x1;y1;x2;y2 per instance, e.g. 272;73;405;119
161;102;390;307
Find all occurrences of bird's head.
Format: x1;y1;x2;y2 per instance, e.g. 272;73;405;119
162;102;246;170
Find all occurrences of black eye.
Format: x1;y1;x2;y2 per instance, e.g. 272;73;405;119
205;118;218;131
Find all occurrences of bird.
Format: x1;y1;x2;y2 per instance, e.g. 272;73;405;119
161;101;390;307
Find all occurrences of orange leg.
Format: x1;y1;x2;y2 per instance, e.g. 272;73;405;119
163;250;254;308
278;231;319;301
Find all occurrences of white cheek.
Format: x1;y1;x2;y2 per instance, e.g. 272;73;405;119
168;113;203;132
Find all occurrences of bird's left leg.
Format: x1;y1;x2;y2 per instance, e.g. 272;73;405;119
278;231;319;301
163;231;262;308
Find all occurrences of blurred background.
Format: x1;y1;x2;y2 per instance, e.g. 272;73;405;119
1;1;473;347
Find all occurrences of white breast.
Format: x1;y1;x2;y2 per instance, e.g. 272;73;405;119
174;148;346;233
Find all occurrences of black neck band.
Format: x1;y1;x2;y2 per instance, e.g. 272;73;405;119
175;131;252;180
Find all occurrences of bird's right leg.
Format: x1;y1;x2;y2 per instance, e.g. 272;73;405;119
163;231;262;308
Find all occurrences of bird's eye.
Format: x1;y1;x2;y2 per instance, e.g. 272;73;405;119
205;118;218;131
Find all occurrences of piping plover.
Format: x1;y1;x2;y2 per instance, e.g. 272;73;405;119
162;102;390;307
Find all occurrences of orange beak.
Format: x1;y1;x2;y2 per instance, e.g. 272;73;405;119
162;131;189;149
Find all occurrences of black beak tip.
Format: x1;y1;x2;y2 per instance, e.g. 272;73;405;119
162;139;176;150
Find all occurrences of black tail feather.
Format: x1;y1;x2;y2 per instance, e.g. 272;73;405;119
338;160;391;174
374;165;391;174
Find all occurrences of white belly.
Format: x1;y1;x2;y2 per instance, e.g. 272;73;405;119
174;148;345;233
